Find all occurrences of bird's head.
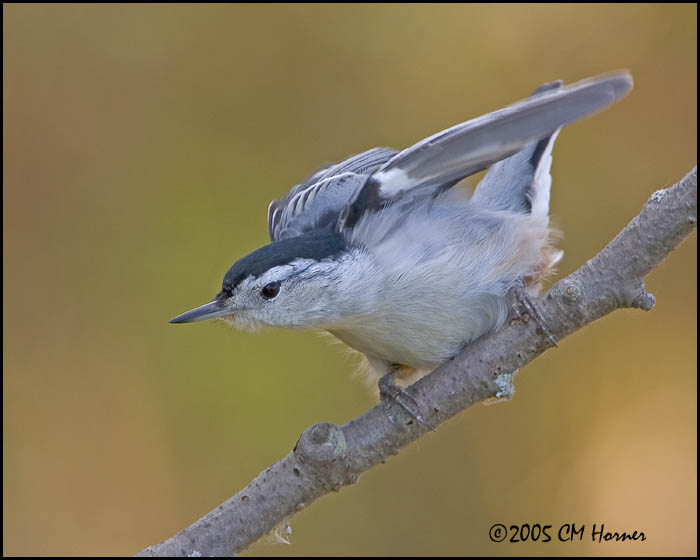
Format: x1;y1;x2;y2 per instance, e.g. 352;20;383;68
170;229;363;330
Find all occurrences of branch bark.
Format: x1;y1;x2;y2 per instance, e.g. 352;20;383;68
138;166;697;557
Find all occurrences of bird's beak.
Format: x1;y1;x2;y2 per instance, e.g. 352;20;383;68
169;300;230;324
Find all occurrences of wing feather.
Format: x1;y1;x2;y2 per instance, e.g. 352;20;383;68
339;71;633;230
268;147;396;241
472;80;563;216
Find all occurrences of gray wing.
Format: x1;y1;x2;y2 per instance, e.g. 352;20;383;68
471;81;563;216
338;71;633;230
267;147;396;241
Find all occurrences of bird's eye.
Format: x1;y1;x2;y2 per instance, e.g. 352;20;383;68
261;281;281;300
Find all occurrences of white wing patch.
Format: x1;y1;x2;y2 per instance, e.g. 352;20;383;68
373;167;410;197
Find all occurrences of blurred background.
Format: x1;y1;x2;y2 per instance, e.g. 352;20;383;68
3;4;696;556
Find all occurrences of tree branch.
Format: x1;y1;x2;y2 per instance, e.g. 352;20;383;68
138;166;697;557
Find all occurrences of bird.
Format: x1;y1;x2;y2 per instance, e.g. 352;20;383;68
170;70;633;405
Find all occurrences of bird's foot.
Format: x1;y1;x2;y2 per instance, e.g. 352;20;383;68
378;369;435;432
510;278;557;348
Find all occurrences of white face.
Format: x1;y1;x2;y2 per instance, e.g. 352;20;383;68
170;249;378;329
217;258;346;331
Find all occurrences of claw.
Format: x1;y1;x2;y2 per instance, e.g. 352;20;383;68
511;278;557;348
379;371;436;431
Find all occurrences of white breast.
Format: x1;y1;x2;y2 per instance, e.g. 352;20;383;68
331;190;552;369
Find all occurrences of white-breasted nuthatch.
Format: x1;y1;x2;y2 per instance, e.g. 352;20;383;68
171;71;632;394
